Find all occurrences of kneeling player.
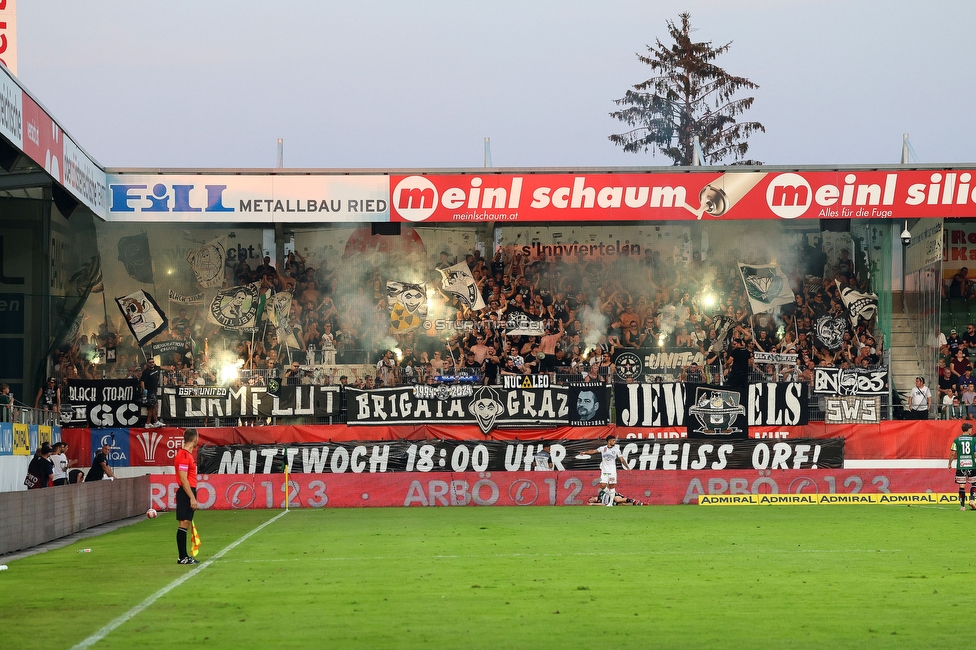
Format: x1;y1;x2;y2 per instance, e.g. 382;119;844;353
949;422;976;511
580;435;631;506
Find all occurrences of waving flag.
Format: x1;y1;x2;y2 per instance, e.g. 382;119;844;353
116;290;168;346
438;262;485;311
737;263;795;314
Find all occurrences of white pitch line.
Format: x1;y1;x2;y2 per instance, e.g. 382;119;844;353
69;510;289;650
211;547;901;564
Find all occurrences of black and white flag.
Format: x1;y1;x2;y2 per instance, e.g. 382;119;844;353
117;233;154;283
836;280;878;328
116;290;168;347
505;310;545;336
438;262;485;310
208;282;261;330
815;315;847;351
738;263;795;314
186;237;226;288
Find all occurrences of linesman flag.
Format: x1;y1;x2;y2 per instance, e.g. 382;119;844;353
190;522;201;558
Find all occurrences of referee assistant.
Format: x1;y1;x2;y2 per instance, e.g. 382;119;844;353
175;428;200;565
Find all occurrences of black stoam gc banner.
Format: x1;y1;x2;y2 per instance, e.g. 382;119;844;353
197;438;843;475
615;382;807;433
65;379;143;427
160;385;339;419
347;384;611;434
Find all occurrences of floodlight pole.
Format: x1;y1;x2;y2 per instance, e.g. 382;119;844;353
484;137;492;168
901;134;909;165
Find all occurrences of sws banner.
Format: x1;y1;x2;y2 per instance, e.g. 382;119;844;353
197;438;842;475
159;385;339;419
813;367;888;395
64;379;144;428
824;396;882;424
346;384;610;433
615;382;808;430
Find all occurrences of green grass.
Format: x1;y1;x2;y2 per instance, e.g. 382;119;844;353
1;504;972;649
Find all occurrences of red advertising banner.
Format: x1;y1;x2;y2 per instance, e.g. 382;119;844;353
390;170;976;223
20;91;62;183
61;419;963;469
148;468;952;509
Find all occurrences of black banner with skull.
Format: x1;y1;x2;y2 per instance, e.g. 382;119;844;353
346;384;611;434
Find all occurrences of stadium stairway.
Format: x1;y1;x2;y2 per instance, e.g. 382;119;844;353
889;297;925;413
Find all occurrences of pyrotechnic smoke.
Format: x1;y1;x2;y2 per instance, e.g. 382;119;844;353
581;302;607;356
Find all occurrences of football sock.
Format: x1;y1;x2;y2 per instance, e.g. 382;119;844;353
969;487;975;502
606;488;616;506
177;528;188;559
959;488;966;506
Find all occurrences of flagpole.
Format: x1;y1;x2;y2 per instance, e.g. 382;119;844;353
284;445;290;512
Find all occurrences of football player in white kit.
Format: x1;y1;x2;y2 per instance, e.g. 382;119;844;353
579;435;631;506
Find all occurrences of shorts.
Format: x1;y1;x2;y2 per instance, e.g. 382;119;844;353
145;391;158;406
600;471;618;485
176;487;197;521
53;478;67;486
956;470;976;485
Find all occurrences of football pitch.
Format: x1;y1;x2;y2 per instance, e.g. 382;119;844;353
2;504;972;649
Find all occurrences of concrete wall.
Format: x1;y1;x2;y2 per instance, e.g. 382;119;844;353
0;475;149;555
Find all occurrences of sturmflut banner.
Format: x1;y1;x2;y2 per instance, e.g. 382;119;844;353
197;438;843;475
347;384;611;433
159;385;339;419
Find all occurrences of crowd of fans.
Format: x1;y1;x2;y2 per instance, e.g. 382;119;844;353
49;241;884;394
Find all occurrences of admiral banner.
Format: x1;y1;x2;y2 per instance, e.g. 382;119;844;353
347;384;611;433
615;382;808;430
159;385;339;419
824;395;882;424
64;379;143;428
196;438;842;475
813;367;888;395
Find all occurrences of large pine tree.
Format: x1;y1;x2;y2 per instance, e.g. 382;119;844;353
609;13;764;166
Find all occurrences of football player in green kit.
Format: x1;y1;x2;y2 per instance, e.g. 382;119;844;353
949;422;976;511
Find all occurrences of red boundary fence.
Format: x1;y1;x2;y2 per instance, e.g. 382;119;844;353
62;420;960;469
148;468;953;509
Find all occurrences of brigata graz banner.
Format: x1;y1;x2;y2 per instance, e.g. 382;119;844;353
615;382;809;431
159;385;339;419
346;384;610;433
197;438;842;475
64;379;143;428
